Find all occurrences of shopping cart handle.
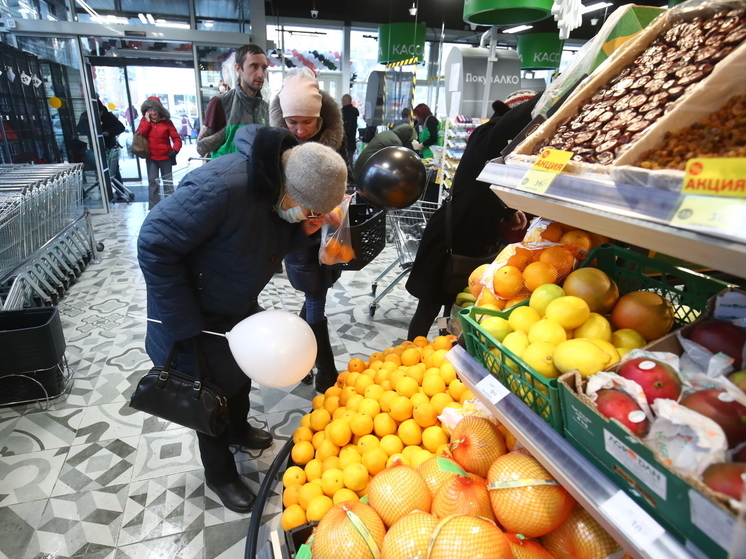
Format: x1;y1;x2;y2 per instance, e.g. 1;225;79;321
188;157;211;162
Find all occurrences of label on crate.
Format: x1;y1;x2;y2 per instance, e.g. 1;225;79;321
600;490;665;547
604;430;667;499
688;489;735;552
682;158;746;198
519;149;574;194
475;374;510;405
670;194;746;236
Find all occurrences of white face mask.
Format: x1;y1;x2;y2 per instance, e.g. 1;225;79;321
276;194;307;223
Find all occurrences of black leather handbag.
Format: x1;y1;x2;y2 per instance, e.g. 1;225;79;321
442;196;499;293
130;341;229;437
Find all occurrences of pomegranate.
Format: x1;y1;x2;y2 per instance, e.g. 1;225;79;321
432;473;495;521
689;319;746;369
680;389;746;448
595;388;650;436
450;416;507;478
610;291;674;342
617;358;682;404
701;462;746;501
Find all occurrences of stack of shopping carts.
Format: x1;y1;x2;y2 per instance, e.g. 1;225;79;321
369;199;439;317
0;163;98;310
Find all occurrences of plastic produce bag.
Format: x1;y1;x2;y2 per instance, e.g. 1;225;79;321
318;195;354;265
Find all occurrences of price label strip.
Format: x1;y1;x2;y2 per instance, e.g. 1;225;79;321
519;148;574;194
599;490;665;548
670;158;746;239
476;374;510;405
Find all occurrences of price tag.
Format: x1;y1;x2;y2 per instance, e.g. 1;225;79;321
599;490;665;547
519;149;574;194
476;374;510;405
670;194;746;238
683;158;746;198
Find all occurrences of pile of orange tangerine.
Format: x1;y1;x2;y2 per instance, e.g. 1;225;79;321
319;236;355;265
281;334;476;532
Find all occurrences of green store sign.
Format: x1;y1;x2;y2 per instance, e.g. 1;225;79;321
463;0;554;25
517;33;564;70
378;23;426;64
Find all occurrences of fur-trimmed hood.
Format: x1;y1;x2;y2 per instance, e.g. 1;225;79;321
269;90;345;151
140;96;171;120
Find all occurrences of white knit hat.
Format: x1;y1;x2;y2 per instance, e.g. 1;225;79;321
505;90;537;108
278;71;322;118
281;143;347;214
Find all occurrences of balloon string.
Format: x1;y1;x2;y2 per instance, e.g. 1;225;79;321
127;314;227;338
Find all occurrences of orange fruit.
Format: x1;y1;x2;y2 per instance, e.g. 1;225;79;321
319;251;337;265
323;395;340;416
540;222;564;242
504;295;529;309
364;383;385;401
293;426;313;445
412;335;429;347
432;335;454;351
379;434;404;456
413;402;439;428
373;412;398;437
430;392;454;413
493;265;524;298
321;456;341;473
298;482;325;510
306;494;334;521
304;458;323;481
310;408;332;432
283;482;303;507
395;376;419;398
281;504;307;531
560;230;592;251
400;347;421;366
345;371;360;387
342;462;369;491
291;441;315;466
362;447;389;475
539;245;575;278
421;425;449;453
506;251;531;271
379;390;399;412
346;393;364;412
348;357;366;373
312;394;325;410
316;439;341;462
389;395;414;422
350;412;374;436
339;385;357;406
283;465;307;487
324;237;341;256
354;374;374;395
523;261;558;292
422;373;447;397
337;244;355;262
328;418;353;447
357;433;380;453
398;419;423;446
332;488;359;504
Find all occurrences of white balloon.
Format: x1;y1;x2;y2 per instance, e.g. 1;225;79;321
226;310;317;388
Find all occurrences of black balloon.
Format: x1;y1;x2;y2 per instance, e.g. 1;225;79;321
356;146;426;210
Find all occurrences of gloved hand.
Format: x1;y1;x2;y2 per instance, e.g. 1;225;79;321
168;150;178;164
411;140;422;151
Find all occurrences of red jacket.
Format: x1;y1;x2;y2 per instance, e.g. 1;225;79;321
136;117;182;161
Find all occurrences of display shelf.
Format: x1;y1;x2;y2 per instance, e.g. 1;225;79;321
479;162;746;278
446;345;697;559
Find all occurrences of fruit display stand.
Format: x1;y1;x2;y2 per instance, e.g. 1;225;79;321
446;344;699;559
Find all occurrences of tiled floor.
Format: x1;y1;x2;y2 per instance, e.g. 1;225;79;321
0;200;437;559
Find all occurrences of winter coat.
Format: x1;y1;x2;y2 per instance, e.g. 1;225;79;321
205;87;269;157
353;124;416;182
341;103;360;148
100;110;125;150
136;115;182;161
405;96;539;302
270;89;347;293
138;125;311;395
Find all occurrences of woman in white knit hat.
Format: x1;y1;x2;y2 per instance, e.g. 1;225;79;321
270;69;348;393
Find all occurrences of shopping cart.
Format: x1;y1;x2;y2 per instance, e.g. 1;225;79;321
369;199;439;317
107;147;135;203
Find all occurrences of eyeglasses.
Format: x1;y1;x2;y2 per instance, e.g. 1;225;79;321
304;208;322;219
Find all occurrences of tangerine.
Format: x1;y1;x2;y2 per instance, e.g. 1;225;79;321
560;230;592;251
347;357;366;373
306;494;334;521
291;441;315;465
493;265;524;298
281;504;307;531
540;221;564;242
319;251;337;265
324;237;341;256
523;261;558;292
337;244;355;262
283;483;303;507
539;245;575;277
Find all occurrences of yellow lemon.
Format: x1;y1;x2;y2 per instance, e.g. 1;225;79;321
413;402;439;428
332;488;359;504
358;398;381;418
349;412;374;436
356;433;380;453
398;418;423;446
508;305;542;334
298;482;324;510
588;338;621;367
282;465;307;487
479;316;513;343
327;418;352;447
309;408;331;432
373;412;397;437
342;462;369;491
361;447;389;476
529;283;566;317
304;458;323;481
521;342;559;379
545;296;591;330
439;362;457;385
291;441;314;466
553;339;611;377
316;439;340;463
422;425;449;453
528;318;567;346
306;494;334;521
574;313;612;342
389;395;414;422
283;483;303;507
281;504;307;531
430;392;454;413
320;468;345;497
292;426;313;445
611;328;647;349
364;384;385;401
379;433;404;456
422;374;446;397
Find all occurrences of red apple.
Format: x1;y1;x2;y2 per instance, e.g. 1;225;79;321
701;462;746;500
680;389;746;448
689;319;746;369
595;388;650;436
617;358;682;405
728;370;746;393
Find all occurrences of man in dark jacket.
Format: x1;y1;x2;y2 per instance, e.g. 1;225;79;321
138;124;347;513
340;94;359;165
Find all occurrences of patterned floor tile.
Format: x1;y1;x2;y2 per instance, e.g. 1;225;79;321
0;498;47;559
114;528;203;559
2;408;84;455
72;402;144;446
52;437;137;497
0;448;68;506
130;429;202;483
203;517;251;559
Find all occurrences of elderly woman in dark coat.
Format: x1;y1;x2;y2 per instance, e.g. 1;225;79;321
405;96;538;339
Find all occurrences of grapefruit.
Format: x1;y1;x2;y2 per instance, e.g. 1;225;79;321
432;473;495;521
506;533;556;559
428;515;513;559
450;416;507;478
540;503;622;559
562;268;619;314
380;511;438;559
367;462;432;527
469;264;491;298
418;456;460;498
488;451;575;538
610;291;674;342
311;501;386;559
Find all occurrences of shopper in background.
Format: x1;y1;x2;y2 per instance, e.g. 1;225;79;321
136;96;182;210
180;114;193;144
340;93;359;165
77;99;126;202
405;93;538;340
196;44;269;158
394;107;412;127
270;69;347;393
352;124;417;182
138;124;348;513
412;103;439;159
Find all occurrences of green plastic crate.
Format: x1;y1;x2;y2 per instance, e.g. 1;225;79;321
459;243;733;434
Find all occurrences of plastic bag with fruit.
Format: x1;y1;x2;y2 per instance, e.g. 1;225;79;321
318;195;354;265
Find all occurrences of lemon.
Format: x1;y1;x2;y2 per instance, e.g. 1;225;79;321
553;339;611;377
587;338;621;367
508;305;542;334
521;342;559;378
611;328;647;349
501;331;530;372
545;296;591;330
528;319;567;346
479;316;513;342
529;283;565;316
574;313;612;342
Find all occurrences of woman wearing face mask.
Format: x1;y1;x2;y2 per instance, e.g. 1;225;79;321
270;69;348;393
137;96;182;209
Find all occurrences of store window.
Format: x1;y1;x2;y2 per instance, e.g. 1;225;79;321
1;0;69;21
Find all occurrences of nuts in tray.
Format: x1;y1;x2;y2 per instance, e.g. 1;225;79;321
636;94;746;170
533;7;746;164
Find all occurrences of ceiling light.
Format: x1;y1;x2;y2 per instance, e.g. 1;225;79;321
582;2;613;14
203;20;214;28
154;19;190;29
146;13;155;24
503;24;533;33
409;3;417;16
138;13;147;24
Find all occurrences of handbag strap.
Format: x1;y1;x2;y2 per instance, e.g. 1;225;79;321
164;339;211;382
445;195;454;254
